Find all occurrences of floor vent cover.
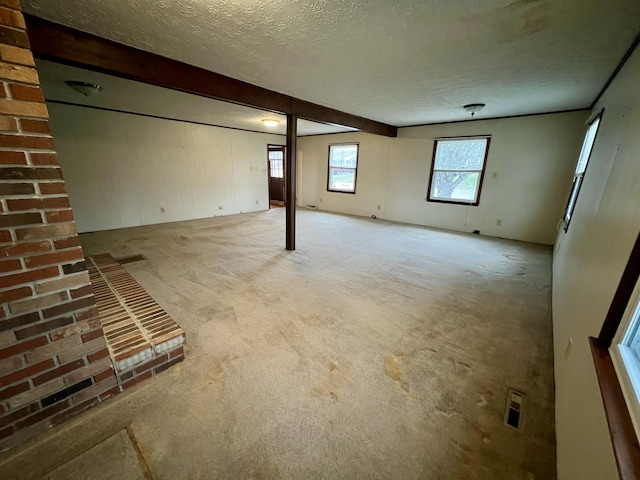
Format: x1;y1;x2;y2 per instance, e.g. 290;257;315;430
116;254;147;265
504;388;525;431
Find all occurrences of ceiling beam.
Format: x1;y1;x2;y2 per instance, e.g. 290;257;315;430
24;15;397;138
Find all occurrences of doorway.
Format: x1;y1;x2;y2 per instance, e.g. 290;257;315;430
268;145;286;207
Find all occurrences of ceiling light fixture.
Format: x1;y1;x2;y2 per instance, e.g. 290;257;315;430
262;119;280;128
463;103;486;117
65;80;103;97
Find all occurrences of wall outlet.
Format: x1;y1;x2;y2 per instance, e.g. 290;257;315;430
160;207;165;213
218;205;223;210
496;219;502;226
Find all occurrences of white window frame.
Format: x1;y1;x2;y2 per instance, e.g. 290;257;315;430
269;151;284;179
327;143;359;194
427;136;490;206
611;277;640;438
562;111;602;231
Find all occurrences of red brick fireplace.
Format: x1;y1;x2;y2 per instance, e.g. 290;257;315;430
0;0;115;451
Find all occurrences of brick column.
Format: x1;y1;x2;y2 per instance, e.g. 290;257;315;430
0;0;117;452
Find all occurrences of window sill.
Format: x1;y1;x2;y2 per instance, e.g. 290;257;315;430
589;336;640;479
426;198;479;206
327;189;356;195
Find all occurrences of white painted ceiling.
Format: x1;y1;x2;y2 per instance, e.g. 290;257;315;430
25;0;640;127
36;60;355;136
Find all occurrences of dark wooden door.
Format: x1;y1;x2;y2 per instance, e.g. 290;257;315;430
268;145;285;204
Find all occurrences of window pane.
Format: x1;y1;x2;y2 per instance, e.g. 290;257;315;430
328;167;355;192
270;159;283;178
562;113;602;230
328;144;358;193
624;302;640;355
576;117;600;174
269;151;283;161
434;139;487;171
563;177;581;223
329;145;358;168
621;299;640;398
613;285;640;440
430;171;480;202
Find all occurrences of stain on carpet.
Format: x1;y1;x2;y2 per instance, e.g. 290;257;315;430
310;360;345;402
383;354;404;382
384;354;419;398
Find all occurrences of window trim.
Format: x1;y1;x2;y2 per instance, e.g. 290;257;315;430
562;110;603;232
426;136;491;206
612;342;640;437
589;231;640;479
327;143;359;194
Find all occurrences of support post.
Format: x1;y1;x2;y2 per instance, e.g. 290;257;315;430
286;114;297;251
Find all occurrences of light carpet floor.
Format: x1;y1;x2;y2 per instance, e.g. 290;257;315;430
0;208;555;480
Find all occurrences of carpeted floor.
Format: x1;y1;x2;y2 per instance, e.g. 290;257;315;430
0;208;555;480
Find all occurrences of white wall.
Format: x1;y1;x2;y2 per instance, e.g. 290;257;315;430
298;111;587;245
48;103;283;232
297;132;392;217
552;47;640;479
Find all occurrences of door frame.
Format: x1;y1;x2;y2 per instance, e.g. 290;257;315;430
267;144;286;207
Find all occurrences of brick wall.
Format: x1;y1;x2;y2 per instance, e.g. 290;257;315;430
0;0;117;452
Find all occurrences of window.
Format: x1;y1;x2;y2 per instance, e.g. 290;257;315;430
612;278;640;437
562;112;602;231
427;137;490;206
327;144;358;194
590;232;640;476
269;149;284;178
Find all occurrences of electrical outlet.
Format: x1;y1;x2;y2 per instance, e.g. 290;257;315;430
218;206;223;210
496;219;502;226
160;207;165;214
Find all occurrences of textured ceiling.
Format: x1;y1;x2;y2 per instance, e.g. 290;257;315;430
24;0;640;126
36;60;355;136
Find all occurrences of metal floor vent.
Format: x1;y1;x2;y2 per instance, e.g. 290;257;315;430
115;254;147;265
504;388;525;431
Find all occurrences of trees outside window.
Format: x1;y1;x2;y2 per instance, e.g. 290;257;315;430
427;137;490;206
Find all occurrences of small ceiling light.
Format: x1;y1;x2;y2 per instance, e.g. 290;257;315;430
262;119;280;128
65;80;103;97
463;103;486;117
